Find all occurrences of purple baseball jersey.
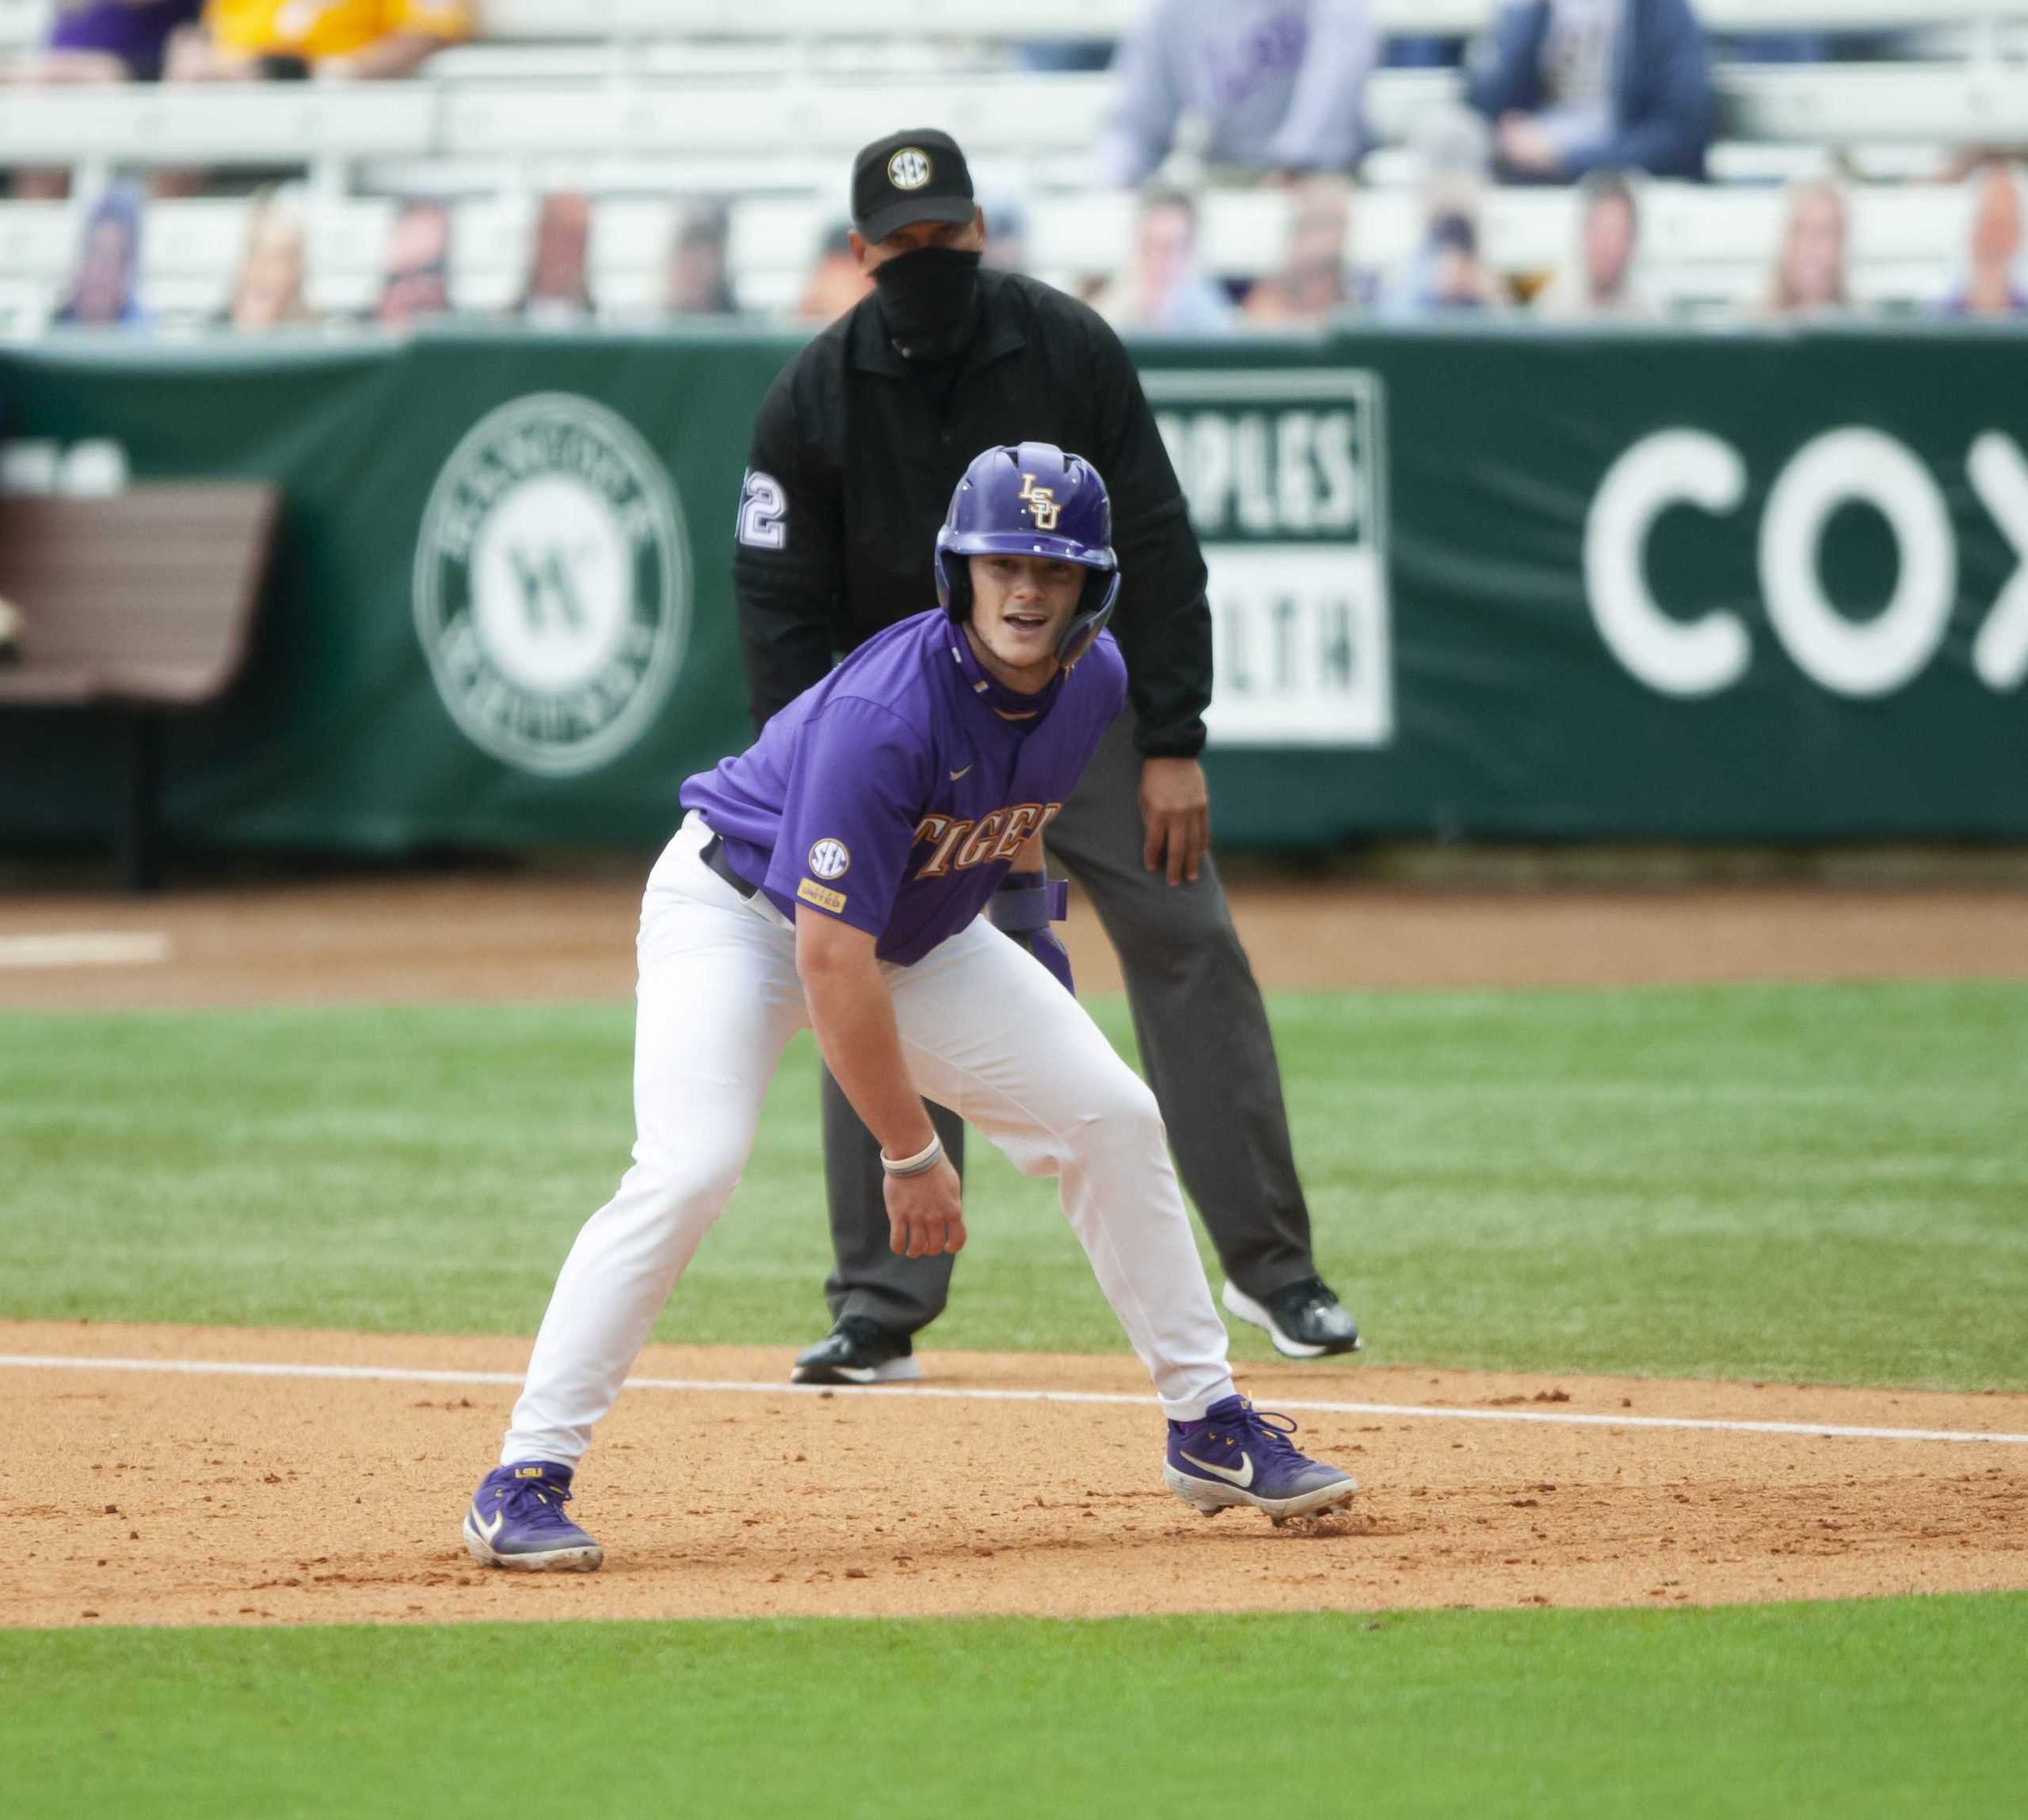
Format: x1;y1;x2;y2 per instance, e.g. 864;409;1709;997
680;608;1126;965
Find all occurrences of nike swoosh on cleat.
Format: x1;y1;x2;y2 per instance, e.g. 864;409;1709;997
1179;1449;1254;1488
471;1508;505;1543
949;765;974;780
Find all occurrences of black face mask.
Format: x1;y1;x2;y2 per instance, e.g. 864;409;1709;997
872;245;983;362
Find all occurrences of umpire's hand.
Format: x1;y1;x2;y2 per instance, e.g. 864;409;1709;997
1140;757;1212;887
886;1156;967;1259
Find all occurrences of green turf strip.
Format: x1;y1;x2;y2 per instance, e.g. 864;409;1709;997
2;1596;2022;1818
2;981;2024;1389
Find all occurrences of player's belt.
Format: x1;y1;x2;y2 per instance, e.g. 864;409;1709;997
700;832;759;900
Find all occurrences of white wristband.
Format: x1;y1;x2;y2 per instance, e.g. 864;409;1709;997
880;1133;944;1177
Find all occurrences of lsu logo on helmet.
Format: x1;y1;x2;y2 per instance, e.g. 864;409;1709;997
1018;473;1060;532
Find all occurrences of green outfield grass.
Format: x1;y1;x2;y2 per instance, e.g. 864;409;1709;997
2;980;2025;1389
4;1595;2022;1819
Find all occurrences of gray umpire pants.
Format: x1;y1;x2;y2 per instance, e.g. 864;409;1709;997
820;707;1318;1335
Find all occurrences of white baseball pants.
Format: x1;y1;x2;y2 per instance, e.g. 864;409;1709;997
501;811;1237;1467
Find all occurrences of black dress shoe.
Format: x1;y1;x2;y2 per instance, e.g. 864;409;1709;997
1221;1276;1362;1358
790;1315;921;1385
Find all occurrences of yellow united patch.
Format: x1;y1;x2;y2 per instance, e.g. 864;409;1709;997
798;878;848;914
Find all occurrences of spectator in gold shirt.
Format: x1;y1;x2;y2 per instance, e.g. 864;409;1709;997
167;0;469;81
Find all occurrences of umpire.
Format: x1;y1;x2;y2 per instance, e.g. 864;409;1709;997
734;128;1360;1381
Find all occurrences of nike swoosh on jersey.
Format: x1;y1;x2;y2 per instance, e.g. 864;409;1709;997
1178;1448;1255;1488
949;765;974;780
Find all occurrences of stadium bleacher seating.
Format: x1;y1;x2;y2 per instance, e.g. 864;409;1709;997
0;1;2022;332
0;177;1983;331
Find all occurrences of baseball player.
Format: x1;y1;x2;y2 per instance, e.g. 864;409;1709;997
462;444;1357;1570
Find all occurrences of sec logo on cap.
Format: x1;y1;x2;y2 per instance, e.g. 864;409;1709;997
887;147;932;191
808;838;852;880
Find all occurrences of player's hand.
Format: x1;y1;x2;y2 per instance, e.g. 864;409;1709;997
1139;757;1211;887
884;1156;966;1259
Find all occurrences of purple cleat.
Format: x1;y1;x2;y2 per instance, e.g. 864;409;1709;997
1164;1395;1359;1523
463;1461;604;1571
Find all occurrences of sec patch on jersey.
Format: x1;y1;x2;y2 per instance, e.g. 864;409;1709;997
807;838;852;879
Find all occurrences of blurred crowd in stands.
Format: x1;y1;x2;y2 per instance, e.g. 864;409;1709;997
13;0;2028;332
48;181;750;328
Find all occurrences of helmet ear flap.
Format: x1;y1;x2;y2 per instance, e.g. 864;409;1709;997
937;541;974;624
1055;569;1120;668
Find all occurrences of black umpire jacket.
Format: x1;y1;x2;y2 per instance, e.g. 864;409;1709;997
732;268;1213;759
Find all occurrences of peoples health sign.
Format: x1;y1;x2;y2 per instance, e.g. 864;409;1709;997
1147;370;1393;749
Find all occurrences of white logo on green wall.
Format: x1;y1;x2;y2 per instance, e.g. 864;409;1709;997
1584;424;2028;700
414;393;690;776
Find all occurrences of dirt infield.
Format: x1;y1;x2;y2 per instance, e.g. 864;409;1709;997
2;872;2026;1009
6;876;2023;1630
6;1322;2024;1631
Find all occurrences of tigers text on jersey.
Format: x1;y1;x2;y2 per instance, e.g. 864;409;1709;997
680;609;1126;965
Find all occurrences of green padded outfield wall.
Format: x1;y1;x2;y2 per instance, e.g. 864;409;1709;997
2;326;2025;853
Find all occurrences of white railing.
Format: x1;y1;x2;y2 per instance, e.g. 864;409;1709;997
0;0;53;54
0;84;436;162
7;62;2028;176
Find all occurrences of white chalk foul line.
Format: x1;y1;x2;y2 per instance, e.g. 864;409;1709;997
0;931;170;970
5;1354;2026;1448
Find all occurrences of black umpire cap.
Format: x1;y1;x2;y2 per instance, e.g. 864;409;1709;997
851;129;976;243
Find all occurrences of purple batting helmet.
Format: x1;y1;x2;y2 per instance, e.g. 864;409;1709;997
934;441;1119;668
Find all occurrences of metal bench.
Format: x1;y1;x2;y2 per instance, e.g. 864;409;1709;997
0;483;278;891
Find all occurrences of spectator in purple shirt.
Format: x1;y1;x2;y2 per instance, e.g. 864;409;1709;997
55;185;149;328
29;0;200;81
2;2;200;196
1098;0;1377;187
